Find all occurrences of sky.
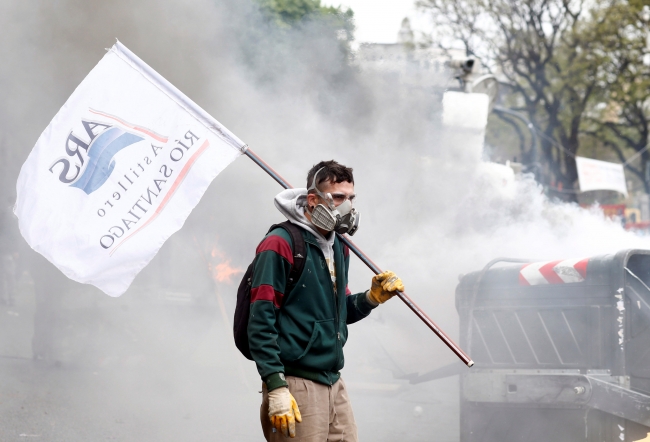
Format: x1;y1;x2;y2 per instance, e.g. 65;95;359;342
323;0;421;43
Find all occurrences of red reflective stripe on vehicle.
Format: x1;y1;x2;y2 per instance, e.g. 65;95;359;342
256;235;294;264
345;285;351;295
518;266;531;286
251;284;284;308
574;258;589;279
538;260;564;284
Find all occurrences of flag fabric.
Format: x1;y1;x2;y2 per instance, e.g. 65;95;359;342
15;41;247;297
576;156;628;196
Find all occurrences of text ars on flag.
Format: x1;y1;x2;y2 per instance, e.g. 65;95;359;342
15;41;247;297
576;156;628;196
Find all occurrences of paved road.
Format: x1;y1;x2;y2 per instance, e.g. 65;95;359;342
0;278;460;441
0;358;459;442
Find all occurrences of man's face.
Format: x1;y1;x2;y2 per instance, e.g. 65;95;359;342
307;180;355;209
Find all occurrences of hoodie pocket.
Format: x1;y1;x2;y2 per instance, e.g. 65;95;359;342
289;319;337;370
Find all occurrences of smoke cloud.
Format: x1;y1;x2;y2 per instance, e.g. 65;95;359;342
1;0;648;440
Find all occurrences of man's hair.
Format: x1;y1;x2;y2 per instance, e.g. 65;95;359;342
306;160;354;192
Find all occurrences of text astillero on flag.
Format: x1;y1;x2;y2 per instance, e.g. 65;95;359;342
15;41;247;297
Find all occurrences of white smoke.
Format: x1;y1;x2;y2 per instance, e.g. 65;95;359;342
1;0;648;440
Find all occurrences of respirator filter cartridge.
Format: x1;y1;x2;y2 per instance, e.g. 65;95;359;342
311;204;338;231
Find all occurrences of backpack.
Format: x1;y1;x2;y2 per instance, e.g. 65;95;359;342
233;221;307;360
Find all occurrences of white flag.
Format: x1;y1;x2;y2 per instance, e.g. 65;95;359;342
576;156;628;196
15;41;246;296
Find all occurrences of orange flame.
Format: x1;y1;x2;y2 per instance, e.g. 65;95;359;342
208;244;243;284
213;260;243;283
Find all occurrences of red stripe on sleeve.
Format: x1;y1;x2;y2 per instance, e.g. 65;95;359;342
345;286;351;296
251;285;285;308
256;235;294;264
343;245;350;258
574;258;589;279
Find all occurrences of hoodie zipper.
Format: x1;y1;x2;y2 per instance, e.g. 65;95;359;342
306;238;340;362
332;243;342;367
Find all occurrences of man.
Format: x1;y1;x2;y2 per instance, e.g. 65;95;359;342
248;160;404;441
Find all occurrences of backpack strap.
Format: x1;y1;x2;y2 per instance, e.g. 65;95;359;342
267;221;307;290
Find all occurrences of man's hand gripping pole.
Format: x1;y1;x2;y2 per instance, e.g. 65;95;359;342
243;147;474;368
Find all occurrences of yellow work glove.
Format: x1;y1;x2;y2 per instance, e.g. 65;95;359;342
268;386;302;438
368;270;404;304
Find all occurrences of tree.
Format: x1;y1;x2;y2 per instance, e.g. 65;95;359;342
258;0;355;63
418;0;644;200
242;0;355;82
582;2;650;192
233;0;359;115
257;0;350;27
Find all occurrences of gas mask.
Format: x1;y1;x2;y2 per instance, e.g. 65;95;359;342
307;168;360;236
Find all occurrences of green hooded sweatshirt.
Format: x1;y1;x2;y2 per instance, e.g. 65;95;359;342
247;188;377;391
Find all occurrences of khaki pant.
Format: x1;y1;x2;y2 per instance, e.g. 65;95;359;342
261;376;358;442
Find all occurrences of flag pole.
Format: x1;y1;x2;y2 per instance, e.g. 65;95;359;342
244;147;474;367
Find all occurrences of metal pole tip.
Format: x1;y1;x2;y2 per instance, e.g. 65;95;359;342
467;360;475;368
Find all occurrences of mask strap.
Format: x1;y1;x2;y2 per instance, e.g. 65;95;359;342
308;167;325;193
308;167;335;209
